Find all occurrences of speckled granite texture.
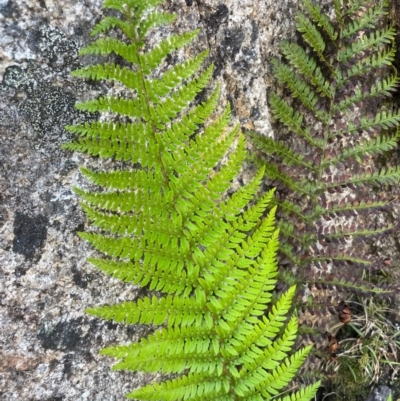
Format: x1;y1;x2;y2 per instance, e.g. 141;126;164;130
0;0;397;400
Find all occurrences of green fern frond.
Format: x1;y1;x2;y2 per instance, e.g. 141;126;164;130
272;61;328;123
65;0;318;400
251;134;316;171
88;257;196;295
343;44;396;82
79;38;140;63
273;381;321;401
79;168;163;191
86;294;207;327
336;75;400;112
127;372;230;400
137;11;177;39
235;286;298;354
327;130;400;165
345;109;400;134
76;65;213;123
337;26;396;64
323;166;400;189
301;0;337;41
237;346;313;399
332;0;342;22
342;1;388;38
91;16;134;37
280;42;333;98
343;0;368;17
295;14;326;62
72;50;208;94
269;93;324;148
249;0;400;374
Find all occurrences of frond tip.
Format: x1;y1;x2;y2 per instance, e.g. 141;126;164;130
65;0;319;400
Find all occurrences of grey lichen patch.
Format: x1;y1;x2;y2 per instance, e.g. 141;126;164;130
12;212;48;261
71;264;95;289
37;317;85;351
1;65;29;88
201;3;229;37
214;27;246;77
1;23;96;146
19;83;82;139
33;24;81;70
0;0;12;18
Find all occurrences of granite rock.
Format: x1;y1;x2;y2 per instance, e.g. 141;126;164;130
365;386;392;401
0;0;397;400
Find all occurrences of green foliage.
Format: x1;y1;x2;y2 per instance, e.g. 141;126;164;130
65;0;320;399
329;298;400;399
250;0;400;306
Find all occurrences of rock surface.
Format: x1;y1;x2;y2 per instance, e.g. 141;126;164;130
365;386;392;401
0;0;398;400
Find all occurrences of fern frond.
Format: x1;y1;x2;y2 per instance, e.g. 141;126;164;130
234;286;297;356
273;381;322;401
251;133;316;171
87;258;196;296
343;45;396;83
91;16;134;37
127;372;230;400
76;65;212;124
86;294;208;327
102;0;126;12
321;198;391;216
309;277;394;297
124;0;165;12
346;109;400;135
79;38;138;61
210;228;279;332
263;163;315;196
66;0;318;399
332;0;342;22
140;31;199;73
343;0;368;17
301;0;337;41
336;75;400;112
74;186;172;214
101;325;216;361
342;1;388;39
323;165;400;189
137;11;177;39
238;316;299;381
337;26;396;63
327;130;400;166
79;168;163;191
236;346;313;398
295;13;326;61
278;199;313;224
72;50;208;97
272;61;328;123
269;93;324;148
66;85;220;164
72;63;143;89
280;42;333;98
249;0;400;383
311;254;372;267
